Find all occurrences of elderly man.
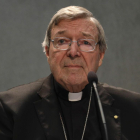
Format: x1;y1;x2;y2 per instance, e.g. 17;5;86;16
0;6;140;140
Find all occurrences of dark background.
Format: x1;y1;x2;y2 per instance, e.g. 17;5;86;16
0;0;140;92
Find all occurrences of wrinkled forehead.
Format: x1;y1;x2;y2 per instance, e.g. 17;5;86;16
51;18;99;40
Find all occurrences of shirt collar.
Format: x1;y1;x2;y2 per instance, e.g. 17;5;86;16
68;92;83;101
54;78;91;101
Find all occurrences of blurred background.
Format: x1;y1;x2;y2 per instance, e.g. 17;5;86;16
0;0;140;92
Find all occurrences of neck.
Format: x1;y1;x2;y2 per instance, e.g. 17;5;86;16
54;77;92;101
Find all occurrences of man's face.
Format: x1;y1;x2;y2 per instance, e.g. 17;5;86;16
45;18;104;92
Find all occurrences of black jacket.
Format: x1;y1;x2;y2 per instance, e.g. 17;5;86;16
0;74;140;140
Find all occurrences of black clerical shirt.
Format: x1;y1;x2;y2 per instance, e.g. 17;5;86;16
54;80;102;140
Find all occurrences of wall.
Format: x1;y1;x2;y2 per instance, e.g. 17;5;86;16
0;0;140;92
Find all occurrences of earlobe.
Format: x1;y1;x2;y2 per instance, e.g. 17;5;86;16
45;46;49;59
98;52;105;67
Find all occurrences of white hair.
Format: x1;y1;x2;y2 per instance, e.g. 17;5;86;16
42;6;107;53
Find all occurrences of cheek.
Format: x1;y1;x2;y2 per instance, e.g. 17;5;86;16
85;54;100;73
48;50;65;75
48;56;59;72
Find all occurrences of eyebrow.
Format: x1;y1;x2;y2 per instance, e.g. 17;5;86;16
54;30;66;36
81;32;95;39
54;30;95;39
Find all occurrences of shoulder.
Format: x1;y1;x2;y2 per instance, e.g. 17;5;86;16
0;75;53;111
100;83;140;109
0;77;45;99
102;83;140;99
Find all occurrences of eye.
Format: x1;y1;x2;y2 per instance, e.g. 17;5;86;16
83;40;90;45
56;38;70;45
58;39;66;44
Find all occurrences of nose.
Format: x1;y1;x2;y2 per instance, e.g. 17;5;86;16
66;41;81;58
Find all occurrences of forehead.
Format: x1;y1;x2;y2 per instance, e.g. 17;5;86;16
51;18;98;39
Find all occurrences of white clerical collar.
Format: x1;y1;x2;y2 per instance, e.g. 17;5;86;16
68;92;83;101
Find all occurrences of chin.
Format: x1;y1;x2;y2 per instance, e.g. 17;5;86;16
67;75;87;86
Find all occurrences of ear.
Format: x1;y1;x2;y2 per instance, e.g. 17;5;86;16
45;46;49;59
98;52;105;67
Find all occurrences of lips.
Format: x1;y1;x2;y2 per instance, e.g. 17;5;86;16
66;65;81;67
64;65;82;70
64;59;83;68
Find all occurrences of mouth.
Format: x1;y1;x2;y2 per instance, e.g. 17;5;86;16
65;65;82;68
